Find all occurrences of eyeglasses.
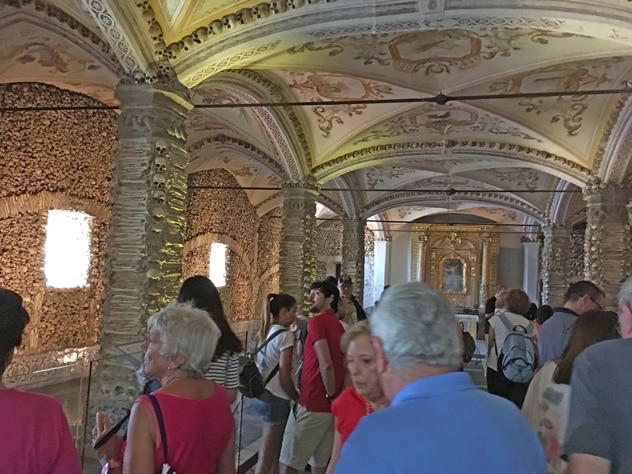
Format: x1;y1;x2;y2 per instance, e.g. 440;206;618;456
588;296;604;311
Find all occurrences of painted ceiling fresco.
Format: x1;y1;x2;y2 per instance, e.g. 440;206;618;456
3;0;632;234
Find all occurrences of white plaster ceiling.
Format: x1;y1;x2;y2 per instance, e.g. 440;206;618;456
2;0;632;235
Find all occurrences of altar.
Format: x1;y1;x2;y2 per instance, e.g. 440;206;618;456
411;224;500;310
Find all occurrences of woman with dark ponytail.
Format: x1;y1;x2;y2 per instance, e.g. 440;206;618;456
253;293;299;474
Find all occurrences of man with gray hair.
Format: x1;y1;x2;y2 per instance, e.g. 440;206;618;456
334;281;545;473
562;276;632;473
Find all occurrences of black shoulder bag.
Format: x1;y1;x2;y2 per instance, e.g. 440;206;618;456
147;394;176;474
238;328;287;398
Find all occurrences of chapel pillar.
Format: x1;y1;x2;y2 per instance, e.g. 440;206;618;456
540;224;571;305
411;228;428;281
97;77;192;407
479;235;492;308
280;183;318;312
341;218;366;304
373;237;391;304
583;179;632;306
522;238;541;304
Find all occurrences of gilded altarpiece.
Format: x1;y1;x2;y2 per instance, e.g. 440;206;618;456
411;224;499;308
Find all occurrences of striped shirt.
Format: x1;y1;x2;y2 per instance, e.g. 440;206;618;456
204;351;239;389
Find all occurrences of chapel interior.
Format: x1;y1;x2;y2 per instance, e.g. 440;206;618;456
2;0;632;468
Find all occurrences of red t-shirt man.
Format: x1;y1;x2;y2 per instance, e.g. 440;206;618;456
298;307;346;412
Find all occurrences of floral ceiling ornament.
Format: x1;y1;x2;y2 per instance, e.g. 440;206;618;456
356;104;477;143
357;104;541;144
478;28;575;60
485;169;541;191
365;167;417;189
289;71;393;137
469;115;541;141
478;208;519;221
397;206;427;219
518;95;587;137
232;167;258;177
489;57;621;95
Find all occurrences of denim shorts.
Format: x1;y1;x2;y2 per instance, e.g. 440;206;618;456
252;391;291;426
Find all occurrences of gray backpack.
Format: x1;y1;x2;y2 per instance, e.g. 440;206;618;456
496;312;536;383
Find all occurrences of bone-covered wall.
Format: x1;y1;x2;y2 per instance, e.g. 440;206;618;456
0;83;116;377
184;169;282;322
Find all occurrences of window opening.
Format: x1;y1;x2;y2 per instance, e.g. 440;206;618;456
209;242;227;287
45;210;92;288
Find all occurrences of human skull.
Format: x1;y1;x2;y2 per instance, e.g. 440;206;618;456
154;156;167;172
151;205;168;220
209;20;223;34
192;26;208;43
152;173;166;189
149;22;163;42
152;189;166;205
155;139;168;155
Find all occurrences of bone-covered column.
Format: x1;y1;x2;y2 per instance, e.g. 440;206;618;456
280;183;318;313
341;218;366;304
583;178;632;307
97;77;192;409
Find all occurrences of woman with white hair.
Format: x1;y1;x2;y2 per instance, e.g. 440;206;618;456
94;302;236;473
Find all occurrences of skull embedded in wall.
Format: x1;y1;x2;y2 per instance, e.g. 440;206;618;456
154;156;167;172
192;26;208;43
152;189;167;205
149;22;163;43
209;20;223;34
155;139;168;155
151;205;168;220
153;173;166;189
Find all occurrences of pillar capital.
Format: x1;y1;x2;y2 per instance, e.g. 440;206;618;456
282;176;320;195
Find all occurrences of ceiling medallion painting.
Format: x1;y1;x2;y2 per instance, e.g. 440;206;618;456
387;30;482;74
356;104;540;144
0;31;102;76
489;57;624;136
289;72;393;137
294;28;579;75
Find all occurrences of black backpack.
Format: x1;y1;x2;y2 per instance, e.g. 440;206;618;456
238;329;286;398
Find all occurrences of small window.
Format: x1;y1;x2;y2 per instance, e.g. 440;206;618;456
209;242;227;288
45;210;92;288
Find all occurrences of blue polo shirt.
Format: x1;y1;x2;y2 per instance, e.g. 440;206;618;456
335;372;545;473
537;307;578;365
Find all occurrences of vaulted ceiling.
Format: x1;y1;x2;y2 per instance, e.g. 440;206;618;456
3;0;632;237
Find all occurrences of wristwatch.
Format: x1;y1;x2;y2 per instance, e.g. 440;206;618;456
101;459;122;473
